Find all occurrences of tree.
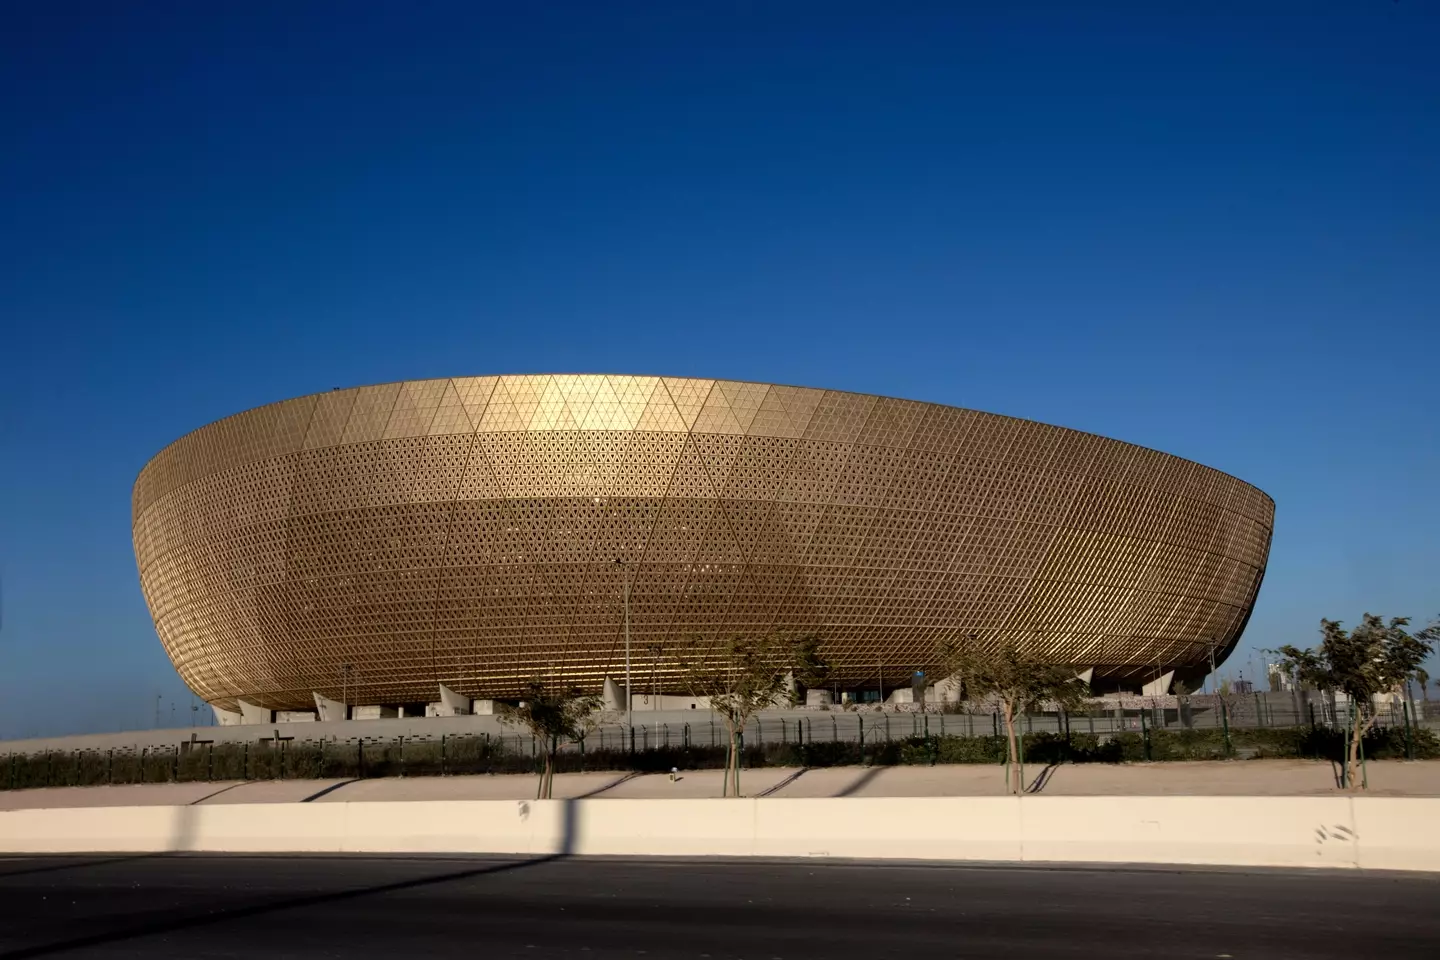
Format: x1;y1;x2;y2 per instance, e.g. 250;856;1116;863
1274;614;1435;791
677;632;817;797
789;634;831;706
938;634;1088;794
498;679;605;799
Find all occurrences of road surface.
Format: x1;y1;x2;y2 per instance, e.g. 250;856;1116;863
0;854;1434;958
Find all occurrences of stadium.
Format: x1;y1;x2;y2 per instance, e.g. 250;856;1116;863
132;375;1273;718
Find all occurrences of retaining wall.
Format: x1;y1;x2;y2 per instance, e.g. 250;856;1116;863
1;797;1435;871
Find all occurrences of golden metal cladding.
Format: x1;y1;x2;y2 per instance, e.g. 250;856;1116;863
131;375;1273;710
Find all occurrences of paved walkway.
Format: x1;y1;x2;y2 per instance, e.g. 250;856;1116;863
1;759;1436;809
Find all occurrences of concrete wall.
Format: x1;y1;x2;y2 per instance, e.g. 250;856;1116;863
0;796;1435;871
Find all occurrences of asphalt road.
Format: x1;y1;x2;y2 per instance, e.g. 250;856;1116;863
0;854;1435;959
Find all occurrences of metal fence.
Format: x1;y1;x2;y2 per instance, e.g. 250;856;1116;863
4;691;1435;791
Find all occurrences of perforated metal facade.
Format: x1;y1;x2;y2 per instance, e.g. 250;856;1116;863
132;375;1273;710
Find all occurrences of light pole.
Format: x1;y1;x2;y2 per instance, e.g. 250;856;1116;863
614;559;633;734
341;662;353;721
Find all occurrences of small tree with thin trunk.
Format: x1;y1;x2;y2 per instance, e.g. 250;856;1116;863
677;632;816;797
498;679;605;800
938;634;1087;794
1274;614;1435;791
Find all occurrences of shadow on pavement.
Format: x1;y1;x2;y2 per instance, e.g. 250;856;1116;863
0;800;580;960
756;768;807;797
300;779;360;802
833;767;885;797
1027;763;1060;794
569;772;641;799
0;855;165;880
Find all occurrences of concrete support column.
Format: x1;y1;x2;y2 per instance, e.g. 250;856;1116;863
313;692;347;723
602;677;624;712
1142;671;1175;697
436;684;470;717
237;700;271;725
211;704;242;726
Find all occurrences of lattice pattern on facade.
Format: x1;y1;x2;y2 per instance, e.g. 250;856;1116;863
132;375;1274;710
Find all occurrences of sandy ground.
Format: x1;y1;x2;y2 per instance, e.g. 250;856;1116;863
2;759;1436;809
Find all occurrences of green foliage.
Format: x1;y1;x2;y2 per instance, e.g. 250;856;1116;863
938;635;1089;716
498;680;605;747
499;680;606;798
1273;613;1436;789
676;632;824;795
937;634;1089;791
790;634;832;703
1275;615;1433;707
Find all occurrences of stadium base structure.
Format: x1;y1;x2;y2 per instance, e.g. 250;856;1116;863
131;375;1273;712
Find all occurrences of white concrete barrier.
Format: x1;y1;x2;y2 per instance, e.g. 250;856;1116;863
1;797;1436;871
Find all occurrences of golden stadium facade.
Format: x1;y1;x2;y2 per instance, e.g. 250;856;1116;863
132;375;1273;712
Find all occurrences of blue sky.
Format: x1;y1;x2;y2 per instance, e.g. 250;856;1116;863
2;2;1436;737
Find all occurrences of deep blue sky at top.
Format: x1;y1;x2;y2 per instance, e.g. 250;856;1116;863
1;2;1436;736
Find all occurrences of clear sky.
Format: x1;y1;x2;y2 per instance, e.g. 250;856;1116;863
2;2;1436;737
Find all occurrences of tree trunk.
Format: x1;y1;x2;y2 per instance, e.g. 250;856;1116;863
539;750;554;800
1346;709;1368;792
1002;701;1019;795
729;728;741;798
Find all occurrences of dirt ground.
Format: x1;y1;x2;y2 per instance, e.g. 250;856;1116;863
3;758;1437;808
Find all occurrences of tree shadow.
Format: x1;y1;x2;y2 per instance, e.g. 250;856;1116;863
833;767;886;797
1026;763;1061;794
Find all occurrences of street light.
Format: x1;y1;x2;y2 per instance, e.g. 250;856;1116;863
614;559;633;735
341;662;353;721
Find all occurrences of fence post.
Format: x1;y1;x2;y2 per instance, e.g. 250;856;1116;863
441;734;447;776
858;715;865;751
107;749;112;785
884;714;891;741
1255;694;1265;729
173;745;180;783
1220;701;1231;757
1140;708;1151;762
833;715;838;741
242;743;249;780
1403;700;1414;761
399;736;406;778
357;739;363;779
